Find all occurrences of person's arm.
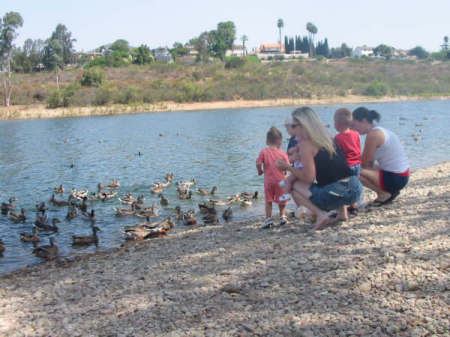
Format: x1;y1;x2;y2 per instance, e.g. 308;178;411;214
256;162;264;175
277;141;316;184
361;129;384;169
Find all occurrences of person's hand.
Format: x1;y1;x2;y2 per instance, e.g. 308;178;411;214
257;168;264;176
276;159;289;170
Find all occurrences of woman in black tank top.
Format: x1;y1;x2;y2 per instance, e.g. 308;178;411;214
276;107;362;230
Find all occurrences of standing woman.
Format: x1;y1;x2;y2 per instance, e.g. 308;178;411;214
351;107;410;205
276;107;362;230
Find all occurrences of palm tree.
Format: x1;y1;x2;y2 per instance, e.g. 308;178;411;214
306;22;318;57
241;35;248;56
443;36;449;51
277;19;284;45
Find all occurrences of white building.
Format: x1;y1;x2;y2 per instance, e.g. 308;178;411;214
154;47;173;63
225;45;245;57
352;45;374;57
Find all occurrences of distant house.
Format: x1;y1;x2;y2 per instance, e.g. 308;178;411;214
226;45;245;57
154;47;173;63
352;45;374;57
258;43;285;54
76;51;102;61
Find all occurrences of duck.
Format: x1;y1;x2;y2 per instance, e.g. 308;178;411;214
1;197;16;215
82;209;96;221
34;211;49;227
10;208;26;223
136;202;159;218
198;186;217;196
124;226;168;241
174;206;184;220
97;191;117;201
151;184;164;194
72;225;101;246
36;218;60;231
183;211;198;226
118;193;136;205
198;201;216;214
176;178;196;189
35;201;47;213
210;198;233;206
53;184;64;194
0;239;5;253
20;227;40;243
178;190;193;200
240;191;259;200
66;206;78;220
222;207;233;221
71;188;88;200
33;237;58;259
165;173;174;182
202;212;219;225
76;197;88;212
103;179;120;189
115;202;137;216
50;194;70;207
159;194;169;207
133;195;146;209
240;199;253;207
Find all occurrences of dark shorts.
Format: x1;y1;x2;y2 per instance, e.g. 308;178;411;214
379;170;409;194
309;175;362;211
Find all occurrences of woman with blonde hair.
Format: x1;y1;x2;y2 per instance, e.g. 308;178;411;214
276;107;362;230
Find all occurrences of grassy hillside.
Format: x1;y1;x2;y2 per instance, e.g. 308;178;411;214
5;58;450;107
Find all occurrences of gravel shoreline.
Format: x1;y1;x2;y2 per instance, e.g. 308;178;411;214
1;162;449;336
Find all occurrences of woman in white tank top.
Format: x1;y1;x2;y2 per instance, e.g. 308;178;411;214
351;107;410;206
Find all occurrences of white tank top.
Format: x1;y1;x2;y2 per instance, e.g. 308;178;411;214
373;126;409;173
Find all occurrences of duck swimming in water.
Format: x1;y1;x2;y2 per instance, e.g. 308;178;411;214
20;227;40;243
10;208;26;223
72;225;101;246
53;184;64;194
198;186;217;196
33;237;58;259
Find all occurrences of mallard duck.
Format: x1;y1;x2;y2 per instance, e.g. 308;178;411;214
174;206;184;220
178;190;193;200
133;195;145;209
151;184;164;194
115;202;136;216
53;184;64;194
97;191;117;201
33;237;58;259
183;212;198;226
198;186;217;196
35;201;47;213
82;209;96;221
202;212;219;225
72;225;101;246
50;194;70;207
210;199;233;206
77;197;88;212
36;217;60;231
159;194;169;207
20;227;40;243
198;201;216;214
0;239;5;253
165;173;174;182
158;217;174;230
103;179;120;189
240;191;259;200
240;199;252;207
71;188;88;200
1;197;16;215
119;193;136;205
10;208;26;223
176;178;196;189
222;207;233;221
135;202;159;218
34;211;49;227
66;206;78;220
124;226;168;241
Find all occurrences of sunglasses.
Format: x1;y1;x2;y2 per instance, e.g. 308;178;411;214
291;123;301;128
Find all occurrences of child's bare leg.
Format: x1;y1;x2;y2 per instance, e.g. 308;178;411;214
337;205;349;221
278;203;286;217
265;201;273;218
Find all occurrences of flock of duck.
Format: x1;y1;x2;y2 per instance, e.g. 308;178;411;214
0;173;258;260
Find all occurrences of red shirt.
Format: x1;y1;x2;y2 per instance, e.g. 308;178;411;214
334;130;361;166
257;147;290;186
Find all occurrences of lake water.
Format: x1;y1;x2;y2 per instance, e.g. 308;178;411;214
1;100;449;274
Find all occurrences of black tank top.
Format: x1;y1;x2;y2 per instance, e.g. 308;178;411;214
314;142;352;187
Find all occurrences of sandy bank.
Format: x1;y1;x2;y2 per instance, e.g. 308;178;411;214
1;95;449;121
0;162;449;336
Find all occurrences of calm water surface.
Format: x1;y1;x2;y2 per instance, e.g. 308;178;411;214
0;100;449;274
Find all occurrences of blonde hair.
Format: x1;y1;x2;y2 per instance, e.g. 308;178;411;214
292;106;336;155
334;108;352;127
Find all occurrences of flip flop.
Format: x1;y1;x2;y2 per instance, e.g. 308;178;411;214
372;191;400;207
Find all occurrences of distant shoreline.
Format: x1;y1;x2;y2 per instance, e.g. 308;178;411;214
0;95;449;121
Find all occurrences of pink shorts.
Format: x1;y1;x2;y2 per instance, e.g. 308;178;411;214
264;181;287;204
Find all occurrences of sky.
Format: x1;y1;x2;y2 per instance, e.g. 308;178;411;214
3;0;449;52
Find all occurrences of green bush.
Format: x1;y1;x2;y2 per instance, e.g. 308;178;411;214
61;82;81;107
80;68;106;87
225;56;246;69
293;64;305;75
93;87;116;106
46;90;63;108
245;55;260;64
364;81;388;97
115;87;143;104
274;55;285;61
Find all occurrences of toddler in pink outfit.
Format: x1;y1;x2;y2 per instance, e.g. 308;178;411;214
256;126;290;228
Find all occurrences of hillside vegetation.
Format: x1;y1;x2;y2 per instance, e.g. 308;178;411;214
5;58;450;108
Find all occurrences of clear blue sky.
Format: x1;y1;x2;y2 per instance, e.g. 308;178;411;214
3;0;449;52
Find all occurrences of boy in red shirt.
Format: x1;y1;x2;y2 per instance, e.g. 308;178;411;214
334;108;362;218
256;127;290;228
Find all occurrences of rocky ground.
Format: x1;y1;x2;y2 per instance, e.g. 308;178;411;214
0;162;449;337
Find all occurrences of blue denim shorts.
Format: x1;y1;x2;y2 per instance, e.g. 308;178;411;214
349;163;361;176
309;175;362;211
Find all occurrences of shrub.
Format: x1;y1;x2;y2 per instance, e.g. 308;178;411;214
61;82;81;107
115;87;143;104
225;56;246;69
46;90;63;108
245;55;260;64
293;64;305;75
93;87;116;106
274;55;285;61
80;68;106;87
364;81;388;97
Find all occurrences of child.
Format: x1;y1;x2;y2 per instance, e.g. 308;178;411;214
334;108;362;219
279;142;303;202
256;126;290;228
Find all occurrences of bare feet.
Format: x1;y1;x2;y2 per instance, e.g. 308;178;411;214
337;205;349;222
313;214;329;230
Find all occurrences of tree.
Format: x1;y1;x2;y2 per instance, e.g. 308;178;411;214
241;35;248;56
132;44;153;65
50;24;76;65
330;43;352;59
277;19;284;45
170;42;188;59
42;39;63;71
110;39;130;54
441;36;449;51
306;22;318;56
0;11;24;106
209;21;236;60
373;44;393;59
192;31;212;62
408;46;429;59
